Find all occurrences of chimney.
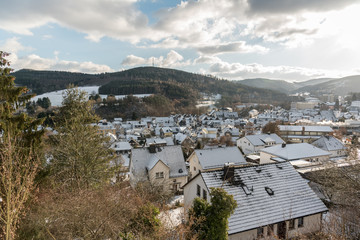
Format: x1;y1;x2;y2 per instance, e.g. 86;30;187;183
282;143;286;148
223;162;235;181
302;126;305;136
149;144;156;153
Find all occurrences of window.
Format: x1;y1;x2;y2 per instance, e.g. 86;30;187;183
155;172;164;179
257;227;264;237
298;217;304;228
197;184;201;197
194;166;196;171
289;219;295;230
203;189;207;200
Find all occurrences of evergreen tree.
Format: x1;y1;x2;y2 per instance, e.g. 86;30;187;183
0;51;44;239
188;187;237;240
49;86;116;189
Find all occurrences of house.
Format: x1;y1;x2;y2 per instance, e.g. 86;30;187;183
183;162;328;240
129;145;188;193
237;133;285;155
259;143;331;166
278;125;333;143
312;136;347;158
187;146;247;178
93;120;116;136
111;141;132;155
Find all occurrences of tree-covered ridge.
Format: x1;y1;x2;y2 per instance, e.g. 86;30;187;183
14;67;292;105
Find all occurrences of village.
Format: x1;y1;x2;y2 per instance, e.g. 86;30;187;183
45;94;359;240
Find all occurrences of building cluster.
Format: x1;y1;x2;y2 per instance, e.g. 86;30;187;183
83;103;359;239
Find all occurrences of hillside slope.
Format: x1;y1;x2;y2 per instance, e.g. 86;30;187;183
295;75;360;95
239;78;300;93
13;67;291;105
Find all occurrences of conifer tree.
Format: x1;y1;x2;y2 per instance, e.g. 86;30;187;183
49;86;116;189
0;51;44;239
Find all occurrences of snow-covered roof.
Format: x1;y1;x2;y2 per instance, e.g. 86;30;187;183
244;133;284;146
260;143;331;160
111;141;132;151
312;136;346;151
278;125;333;132
194;147;247;170
199;162;327;235
131;146;188;179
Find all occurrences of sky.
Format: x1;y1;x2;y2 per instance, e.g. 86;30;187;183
1;0;360;82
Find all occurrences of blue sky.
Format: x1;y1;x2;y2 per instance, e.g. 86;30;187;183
1;0;360;81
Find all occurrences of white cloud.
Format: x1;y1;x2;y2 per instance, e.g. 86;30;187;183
121;55;148;66
197;41;269;55
0;0;155;43
122;50;190;68
12;54;113;73
1;38;112;73
0;0;358;51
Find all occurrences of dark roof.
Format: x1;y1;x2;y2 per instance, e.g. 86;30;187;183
200;162;328;235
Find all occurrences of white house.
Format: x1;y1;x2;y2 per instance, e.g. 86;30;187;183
183;162;328;240
311;136;347;158
237;133;285;155
187;146;247;178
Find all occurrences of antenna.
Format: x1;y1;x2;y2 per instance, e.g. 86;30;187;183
152;57;154;67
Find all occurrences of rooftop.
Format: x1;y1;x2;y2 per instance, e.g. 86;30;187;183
201;162;328;235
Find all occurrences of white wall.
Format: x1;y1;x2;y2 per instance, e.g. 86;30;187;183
183;175;209;213
188;153;202;179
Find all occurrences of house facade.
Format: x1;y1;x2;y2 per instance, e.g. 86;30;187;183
129;145;188;193
311;136;347;158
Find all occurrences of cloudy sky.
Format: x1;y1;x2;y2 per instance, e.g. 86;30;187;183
1;0;360;81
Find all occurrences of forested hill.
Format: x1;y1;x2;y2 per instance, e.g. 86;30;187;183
13;69;109;94
13;67;292;105
99;67;291;104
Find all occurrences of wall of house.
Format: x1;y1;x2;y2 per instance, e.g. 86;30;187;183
329;149;346;157
188;154;202;179
148;161;170;185
183;175;209;212
229;213;322;240
288;213;322;238
259;152;275;164
237;138;255;155
229;229;257;240
169;175;188;192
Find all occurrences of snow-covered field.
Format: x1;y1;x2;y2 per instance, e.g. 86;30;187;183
32;86;152;106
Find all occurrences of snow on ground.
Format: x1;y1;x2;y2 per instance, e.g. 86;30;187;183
167;195;184;207
159;195;185;229
32;86;152;106
159;207;184;229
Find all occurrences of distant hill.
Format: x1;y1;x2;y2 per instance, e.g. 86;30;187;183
13;67;292;106
238;78;301;93
13;69;114;95
295;75;360;95
295;78;335;88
